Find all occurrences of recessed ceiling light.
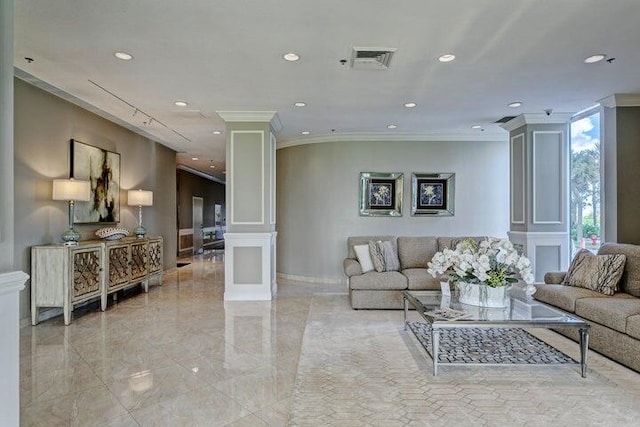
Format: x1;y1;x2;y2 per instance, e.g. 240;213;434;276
114;52;133;61
175;101;188;107
508;102;523;108
471;125;482;129
387;124;398;129
294;102;306;107
210;165;215;169
283;52;300;62
212;130;222;135
404;102;417;108
584;54;606;64
438;54;456;63
301;131;310;135
191;157;198;161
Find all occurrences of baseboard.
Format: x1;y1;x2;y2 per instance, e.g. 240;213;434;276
277;273;347;285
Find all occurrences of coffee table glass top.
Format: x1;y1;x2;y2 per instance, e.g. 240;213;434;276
404;288;587;326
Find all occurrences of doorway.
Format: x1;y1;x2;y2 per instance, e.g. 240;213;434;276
192;196;204;254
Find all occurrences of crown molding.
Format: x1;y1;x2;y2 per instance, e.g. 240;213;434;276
0;271;29;296
177;164;226;184
500;113;574;132
277;131;507;149
598;94;640;108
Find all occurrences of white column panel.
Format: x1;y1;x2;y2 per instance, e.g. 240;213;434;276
510;133;526;224
532;131;564;224
224;232;277;301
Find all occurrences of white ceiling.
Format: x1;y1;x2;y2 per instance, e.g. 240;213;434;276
14;0;640;178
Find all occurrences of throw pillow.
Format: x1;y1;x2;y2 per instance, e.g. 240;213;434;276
369;241;386;272
354;244;375;273
563;249;626;296
380;240;400;272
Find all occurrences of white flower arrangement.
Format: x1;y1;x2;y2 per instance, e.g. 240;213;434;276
427;238;534;287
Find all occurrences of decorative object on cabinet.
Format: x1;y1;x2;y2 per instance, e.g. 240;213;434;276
127;189;153;238
31;236;163;325
52;178;91;245
359;172;403;217
411;172;455;216
70;139;121;223
95;227;130;240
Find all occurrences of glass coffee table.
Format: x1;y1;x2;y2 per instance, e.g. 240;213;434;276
403;289;590;377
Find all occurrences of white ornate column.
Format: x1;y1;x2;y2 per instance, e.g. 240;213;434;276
1;3;30;425
502;113;572;281
217;112;280;300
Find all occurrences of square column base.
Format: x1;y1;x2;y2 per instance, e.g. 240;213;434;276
224;232;277;301
508;231;569;282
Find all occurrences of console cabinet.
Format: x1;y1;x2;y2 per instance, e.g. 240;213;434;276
31;236;163;325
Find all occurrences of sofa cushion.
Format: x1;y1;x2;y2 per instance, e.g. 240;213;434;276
380;240;400;271
598;243;640;297
575;295;640;333
369;241;385;272
402;268;441;290
437;236;487;252
563;249;626;295
349;271;407;291
397;236;438;269
347;236;396;259
354;244;374;273
626;315;640;340
534;284;606;312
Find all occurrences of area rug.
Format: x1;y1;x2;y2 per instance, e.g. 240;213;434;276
408;321;576;364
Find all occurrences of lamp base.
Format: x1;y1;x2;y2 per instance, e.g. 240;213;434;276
134;226;147;238
61;228;81;246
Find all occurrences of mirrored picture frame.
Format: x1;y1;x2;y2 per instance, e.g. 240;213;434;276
359;172;403;217
411;172;455;216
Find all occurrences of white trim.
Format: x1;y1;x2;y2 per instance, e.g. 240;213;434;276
0;271;29;296
217;111;278;123
277;131;507;149
532;131;563;224
277;273;347;285
510;133;526;224
270;132;276;225
230;130;265;225
500;113;574;132
598;94;640;108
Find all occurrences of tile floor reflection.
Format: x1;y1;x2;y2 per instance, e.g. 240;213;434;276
20;251;337;426
20;251;640;426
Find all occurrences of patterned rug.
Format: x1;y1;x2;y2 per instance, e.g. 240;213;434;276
408;321;576;364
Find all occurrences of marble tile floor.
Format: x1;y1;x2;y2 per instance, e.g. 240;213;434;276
19;251;640;426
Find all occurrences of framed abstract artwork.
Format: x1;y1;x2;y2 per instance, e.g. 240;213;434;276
411;172;455;216
359;172;403;217
70;139;121;223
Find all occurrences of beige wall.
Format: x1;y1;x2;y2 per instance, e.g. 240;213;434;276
276;139;510;282
14;78;177;320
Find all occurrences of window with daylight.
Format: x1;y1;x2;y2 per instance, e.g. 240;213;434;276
569;109;602;256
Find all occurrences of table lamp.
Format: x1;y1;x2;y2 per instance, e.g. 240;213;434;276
52;178;91;245
128;189;153;238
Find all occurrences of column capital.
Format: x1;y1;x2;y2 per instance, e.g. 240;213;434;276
216;111;282;131
500;113;573;132
598;94;640;108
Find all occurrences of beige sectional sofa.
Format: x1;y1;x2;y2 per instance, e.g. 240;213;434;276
344;235;484;309
535;242;640;372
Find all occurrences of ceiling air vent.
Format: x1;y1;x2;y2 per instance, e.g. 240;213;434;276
494;116;517;124
350;47;397;70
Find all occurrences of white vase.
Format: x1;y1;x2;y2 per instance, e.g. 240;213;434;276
456;282;510;308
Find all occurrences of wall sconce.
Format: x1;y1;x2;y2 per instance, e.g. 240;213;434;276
52;178;91;245
127;189;153;238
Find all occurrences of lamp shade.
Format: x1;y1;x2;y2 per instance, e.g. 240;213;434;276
128;189;153;206
52;179;91;202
